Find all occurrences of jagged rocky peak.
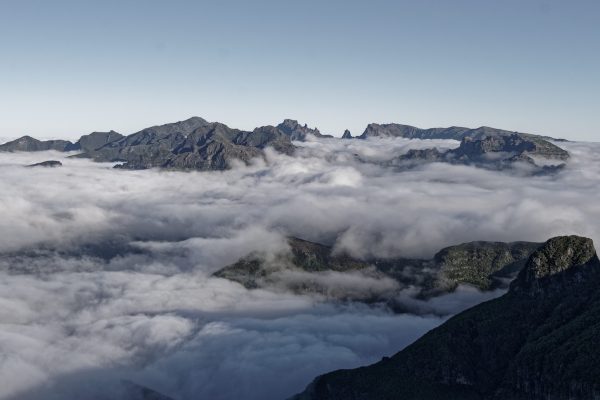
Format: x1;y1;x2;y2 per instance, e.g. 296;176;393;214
26;160;63;168
0;135;77;152
341;129;353;139
276;119;330;140
513;235;598;293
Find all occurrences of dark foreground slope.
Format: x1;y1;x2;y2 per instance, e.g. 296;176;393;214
292;236;600;400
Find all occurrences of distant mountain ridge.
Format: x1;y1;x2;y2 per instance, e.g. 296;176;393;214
356;124;570;173
357;123;567;142
291;236;600;400
0;117;570;172
387;132;569;173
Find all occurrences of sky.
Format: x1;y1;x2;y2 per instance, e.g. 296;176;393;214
0;0;599;141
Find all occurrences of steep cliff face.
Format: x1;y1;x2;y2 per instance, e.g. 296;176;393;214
292;236;600;400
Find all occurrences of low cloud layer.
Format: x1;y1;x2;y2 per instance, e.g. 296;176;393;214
0;137;599;399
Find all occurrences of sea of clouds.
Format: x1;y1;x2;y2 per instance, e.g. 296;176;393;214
0;136;599;399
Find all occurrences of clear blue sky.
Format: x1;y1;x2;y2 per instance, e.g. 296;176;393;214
1;0;599;140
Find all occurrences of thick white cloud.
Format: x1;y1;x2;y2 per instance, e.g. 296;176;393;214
0;137;599;399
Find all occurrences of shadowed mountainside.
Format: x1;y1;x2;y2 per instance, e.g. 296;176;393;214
291;235;600;400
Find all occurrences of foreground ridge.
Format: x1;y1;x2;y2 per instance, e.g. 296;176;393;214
291;235;600;400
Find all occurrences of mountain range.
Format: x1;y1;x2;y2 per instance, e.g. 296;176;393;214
0;117;570;173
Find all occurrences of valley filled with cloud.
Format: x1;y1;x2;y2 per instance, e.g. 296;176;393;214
1;137;599;400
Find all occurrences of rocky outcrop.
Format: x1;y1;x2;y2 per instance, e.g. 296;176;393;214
2;117;301;171
358;123;471;140
291;235;600;400
214;237;540;302
26;160;62;168
357;123;566;143
390;132;569;173
96;119;295;170
348;123;570;173
341;129;353;139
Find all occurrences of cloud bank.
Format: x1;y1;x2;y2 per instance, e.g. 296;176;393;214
0;137;599;399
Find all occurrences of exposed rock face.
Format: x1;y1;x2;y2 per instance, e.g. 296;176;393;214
341;129;353;139
78;117;296;170
349;123;570;173
390;132;569;173
291;235;600;400
119;381;175;400
512;236;597;295
0;118;570;172
77;130;124;153
432;241;541;291
0;136;77;152
0;117;300;171
214;237;540;302
26;160;62;168
359;123;472;140
358;124;565;143
276;119;332;140
214;237;373;292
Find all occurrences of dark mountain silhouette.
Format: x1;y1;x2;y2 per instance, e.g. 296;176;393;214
292;236;600;400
